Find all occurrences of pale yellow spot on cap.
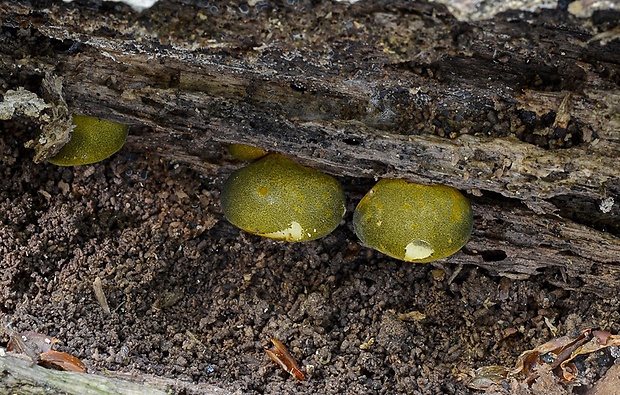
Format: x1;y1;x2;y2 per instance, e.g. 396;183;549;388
262;221;304;241
404;240;434;261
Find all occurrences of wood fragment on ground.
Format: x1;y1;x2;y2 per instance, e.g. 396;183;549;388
0;351;234;395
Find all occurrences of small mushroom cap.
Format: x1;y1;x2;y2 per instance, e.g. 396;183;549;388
221;154;346;242
353;179;473;263
227;144;268;161
48;115;129;166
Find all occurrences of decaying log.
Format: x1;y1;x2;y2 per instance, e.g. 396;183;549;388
0;0;619;294
0;350;233;395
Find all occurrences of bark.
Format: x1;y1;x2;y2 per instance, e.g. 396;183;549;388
1;0;619;295
0;351;232;395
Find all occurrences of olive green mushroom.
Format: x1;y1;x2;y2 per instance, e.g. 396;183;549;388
48;114;129;166
221;153;346;242
227;143;268;161
353;179;473;263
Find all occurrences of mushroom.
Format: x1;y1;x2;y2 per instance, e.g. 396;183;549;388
221;153;346;242
353;179;473;263
48;114;129;166
227;143;268;161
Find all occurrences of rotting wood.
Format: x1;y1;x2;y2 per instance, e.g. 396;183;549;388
0;350;234;395
0;0;619;296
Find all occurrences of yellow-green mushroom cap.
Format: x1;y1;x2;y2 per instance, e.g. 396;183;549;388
48;114;129;166
353;179;473;263
221;153;346;242
227;144;268;161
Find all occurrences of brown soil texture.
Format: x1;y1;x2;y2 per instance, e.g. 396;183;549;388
1;126;618;394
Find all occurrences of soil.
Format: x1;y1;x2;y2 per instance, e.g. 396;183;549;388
1;123;619;394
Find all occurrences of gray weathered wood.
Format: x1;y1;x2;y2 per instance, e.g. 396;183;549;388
0;350;232;395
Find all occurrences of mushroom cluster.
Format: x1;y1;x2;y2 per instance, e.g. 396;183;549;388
221;147;473;263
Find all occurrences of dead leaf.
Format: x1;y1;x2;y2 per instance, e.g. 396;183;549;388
265;338;305;380
40;350;87;373
467;328;620;390
6;329;87;373
7;330;59;362
466;365;509;390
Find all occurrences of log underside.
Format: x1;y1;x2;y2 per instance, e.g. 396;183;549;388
0;0;619;297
